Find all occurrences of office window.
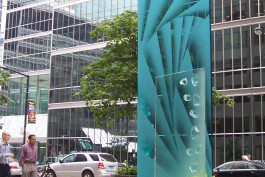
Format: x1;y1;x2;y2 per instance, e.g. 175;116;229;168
232;0;240;20
223;0;231;21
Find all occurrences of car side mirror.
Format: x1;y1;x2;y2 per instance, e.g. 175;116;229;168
59;160;63;163
217;168;220;172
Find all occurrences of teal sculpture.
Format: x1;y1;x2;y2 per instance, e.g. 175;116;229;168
138;0;212;177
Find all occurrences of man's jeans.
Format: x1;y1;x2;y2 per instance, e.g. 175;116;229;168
0;164;11;177
22;163;37;177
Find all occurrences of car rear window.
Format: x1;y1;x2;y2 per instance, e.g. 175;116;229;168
233;162;255;169
99;154;117;162
253;162;265;169
89;154;100;161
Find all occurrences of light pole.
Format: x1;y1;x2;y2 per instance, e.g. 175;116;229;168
0;66;30;144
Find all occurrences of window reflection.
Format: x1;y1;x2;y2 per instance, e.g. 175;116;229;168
225;72;232;89
50;50;104;102
215;0;222;23
224;29;232;70
252;69;261;87
1;74;49;116
233;71;242;89
234;97;242;133
232;0;240;20
252;0;259;17
215;135;224;166
223;0;231;21
263;69;265;86
241;0;249;19
213;92;265;165
47;107;137;162
215;30;223;71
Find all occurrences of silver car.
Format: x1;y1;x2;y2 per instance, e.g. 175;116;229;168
45;156;63;164
48;152;118;177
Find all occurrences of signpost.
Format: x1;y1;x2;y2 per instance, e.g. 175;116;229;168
28;101;36;124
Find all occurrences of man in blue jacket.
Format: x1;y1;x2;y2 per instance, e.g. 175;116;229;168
0;131;14;177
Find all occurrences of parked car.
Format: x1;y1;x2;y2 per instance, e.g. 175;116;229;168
45;156;63;164
10;158;22;177
118;163;126;167
47;152;118;177
213;161;265;177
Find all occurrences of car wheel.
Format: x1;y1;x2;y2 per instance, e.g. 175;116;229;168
46;170;56;177
82;171;94;177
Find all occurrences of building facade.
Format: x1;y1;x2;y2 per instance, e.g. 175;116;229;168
47;0;138;163
1;0;138;163
212;0;265;167
0;0;55;163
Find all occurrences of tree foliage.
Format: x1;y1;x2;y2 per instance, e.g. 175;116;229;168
212;87;234;108
0;68;13;107
78;11;233;125
77;11;138;125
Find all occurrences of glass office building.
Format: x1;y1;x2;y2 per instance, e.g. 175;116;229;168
47;0;138;162
0;0;137;163
212;0;265;167
1;0;52;115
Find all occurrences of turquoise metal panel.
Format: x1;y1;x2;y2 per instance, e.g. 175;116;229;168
138;0;212;176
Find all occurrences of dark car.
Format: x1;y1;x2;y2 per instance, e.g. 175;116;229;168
213;161;265;177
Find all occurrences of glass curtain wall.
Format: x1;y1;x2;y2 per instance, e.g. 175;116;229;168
213;95;265;166
0;74;49;116
212;0;265;167
4;1;53;72
212;0;265;23
48;107;137;163
48;0;138;163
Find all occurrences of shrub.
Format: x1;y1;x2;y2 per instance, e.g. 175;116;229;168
117;166;137;175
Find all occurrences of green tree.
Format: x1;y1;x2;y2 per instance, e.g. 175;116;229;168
212;87;234;107
77;11;138;125
78;11;233;125
0;68;13;107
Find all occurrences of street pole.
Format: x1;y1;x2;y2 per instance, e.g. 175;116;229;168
0;66;30;144
23;76;29;144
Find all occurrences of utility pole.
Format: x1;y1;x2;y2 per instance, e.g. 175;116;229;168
0;66;30;144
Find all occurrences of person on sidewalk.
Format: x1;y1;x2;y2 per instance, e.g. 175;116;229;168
0;131;14;177
19;134;38;177
129;152;137;166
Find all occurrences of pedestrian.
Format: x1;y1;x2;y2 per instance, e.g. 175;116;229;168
19;134;38;177
129;152;137;166
0;131;14;177
242;154;251;161
247;154;251;161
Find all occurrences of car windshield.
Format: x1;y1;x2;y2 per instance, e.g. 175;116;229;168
99;154;117;162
